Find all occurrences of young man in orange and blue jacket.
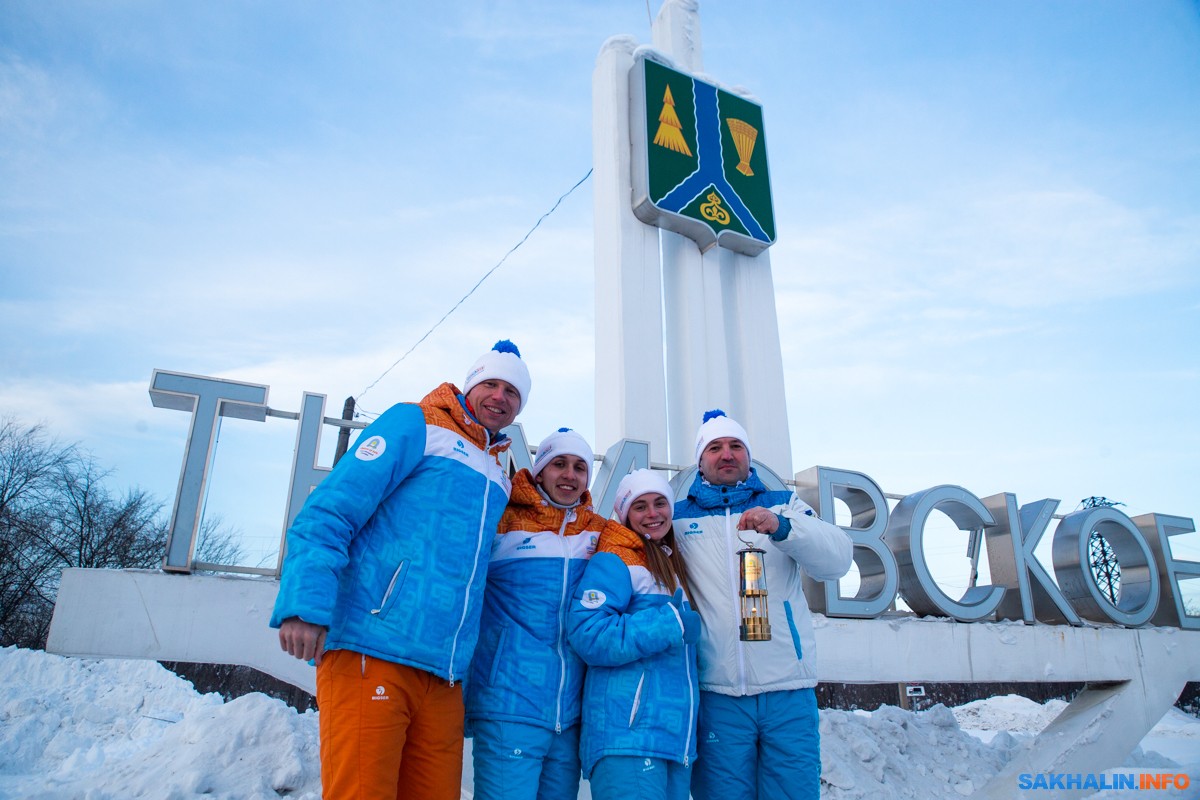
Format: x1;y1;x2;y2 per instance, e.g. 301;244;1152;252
465;427;627;800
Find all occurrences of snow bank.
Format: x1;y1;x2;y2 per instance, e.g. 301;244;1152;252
0;647;320;799
0;647;1194;800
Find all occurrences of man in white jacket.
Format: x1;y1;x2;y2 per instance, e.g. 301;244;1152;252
673;410;853;800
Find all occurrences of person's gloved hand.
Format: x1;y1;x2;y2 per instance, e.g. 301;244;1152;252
669;588;701;644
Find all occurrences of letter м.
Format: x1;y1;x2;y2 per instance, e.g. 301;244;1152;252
150;370;268;572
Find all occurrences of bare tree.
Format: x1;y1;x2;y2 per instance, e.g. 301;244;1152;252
0;418;244;648
0;419;79;647
0;417;76;525
194;513;247;567
40;457;167;576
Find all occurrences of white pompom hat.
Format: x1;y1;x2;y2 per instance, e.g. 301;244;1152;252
532;428;594;482
613;468;675;525
693;409;751;465
463;340;531;412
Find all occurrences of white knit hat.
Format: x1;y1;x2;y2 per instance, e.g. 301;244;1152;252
463;340;531;412
693;409;751;465
531;428;594;481
613;469;675;525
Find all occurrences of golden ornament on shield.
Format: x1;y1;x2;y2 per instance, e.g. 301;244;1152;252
700;192;730;225
726;118;758;177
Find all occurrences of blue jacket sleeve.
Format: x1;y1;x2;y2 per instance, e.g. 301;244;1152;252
270;403;427;629
567;552;684;667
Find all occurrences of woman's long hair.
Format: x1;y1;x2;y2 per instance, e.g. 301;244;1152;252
642;526;694;604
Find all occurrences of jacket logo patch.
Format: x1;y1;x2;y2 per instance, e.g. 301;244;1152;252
356;436;386;461
371;685;390;701
580;589;607;609
453;439;470;459
516;537;537;551
685;522;701;535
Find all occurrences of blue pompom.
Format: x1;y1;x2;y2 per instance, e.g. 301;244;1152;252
492;339;521;357
702;409;727;423
557;427;571;433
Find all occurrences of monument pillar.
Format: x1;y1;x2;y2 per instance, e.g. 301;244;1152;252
595;0;792;473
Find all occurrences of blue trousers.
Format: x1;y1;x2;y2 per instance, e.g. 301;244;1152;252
590;755;691;800
691;688;820;800
471;719;581;800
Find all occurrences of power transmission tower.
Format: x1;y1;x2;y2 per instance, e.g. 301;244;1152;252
1080;496;1123;604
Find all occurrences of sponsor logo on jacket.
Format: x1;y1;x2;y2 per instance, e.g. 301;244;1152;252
356;437;386;461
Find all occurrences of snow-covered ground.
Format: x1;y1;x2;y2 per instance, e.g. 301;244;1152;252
1;646;1195;799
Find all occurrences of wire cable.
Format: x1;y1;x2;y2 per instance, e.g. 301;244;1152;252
356;168;594;405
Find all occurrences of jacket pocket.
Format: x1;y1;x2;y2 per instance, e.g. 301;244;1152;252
488;625;510;686
628;671;646;728
370;560;410;619
783;600;804;661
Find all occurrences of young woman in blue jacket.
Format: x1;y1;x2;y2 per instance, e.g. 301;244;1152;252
568;469;701;800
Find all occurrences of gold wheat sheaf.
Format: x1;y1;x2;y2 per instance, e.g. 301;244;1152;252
726;118;758;177
652;84;693;157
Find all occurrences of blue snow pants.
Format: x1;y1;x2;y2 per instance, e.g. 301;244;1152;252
691;688;820;800
471;719;581;800
589;755;691;800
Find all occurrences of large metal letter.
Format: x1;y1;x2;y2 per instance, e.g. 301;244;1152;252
1053;507;1160;626
590;439;652;519
1135;513;1200;630
885;486;1004;621
150;370;269;572
501;422;534;475
982;494;1080;625
795;466;898;618
278;392;333;573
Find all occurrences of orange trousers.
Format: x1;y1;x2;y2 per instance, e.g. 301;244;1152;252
316;649;464;800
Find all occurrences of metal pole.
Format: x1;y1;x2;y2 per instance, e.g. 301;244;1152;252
333;396;356;465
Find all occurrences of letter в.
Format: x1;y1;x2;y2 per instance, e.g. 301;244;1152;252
795;466;898;618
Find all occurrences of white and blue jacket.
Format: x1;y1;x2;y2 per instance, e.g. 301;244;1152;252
270;382;512;684
568;525;699;776
465;470;623;733
673;469;853;696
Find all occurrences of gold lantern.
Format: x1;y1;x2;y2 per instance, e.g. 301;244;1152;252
737;542;771;641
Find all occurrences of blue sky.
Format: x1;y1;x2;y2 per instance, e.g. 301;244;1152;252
2;1;1198;600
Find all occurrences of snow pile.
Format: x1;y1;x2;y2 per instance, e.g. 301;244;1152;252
953;693;1068;737
0;646;1195;799
821;703;1010;798
0;647;320;799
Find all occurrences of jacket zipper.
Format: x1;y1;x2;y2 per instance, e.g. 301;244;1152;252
725;507;748;695
448;449;495;686
553;510;572;733
683;637;695;766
